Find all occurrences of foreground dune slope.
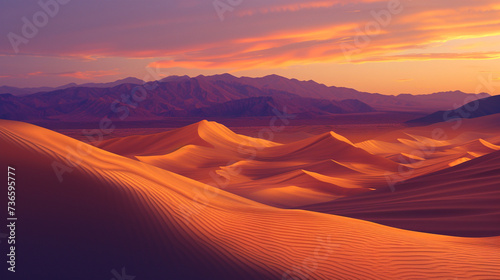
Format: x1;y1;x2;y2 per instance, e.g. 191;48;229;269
1;120;499;279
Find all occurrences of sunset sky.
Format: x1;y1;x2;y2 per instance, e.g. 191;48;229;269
1;0;500;95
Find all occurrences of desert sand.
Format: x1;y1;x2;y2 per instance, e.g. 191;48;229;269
1;119;500;279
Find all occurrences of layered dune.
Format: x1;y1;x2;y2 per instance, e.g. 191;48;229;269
355;116;500;179
226;169;373;207
98;121;402;207
304;143;500;237
1;120;500;279
96;117;500;210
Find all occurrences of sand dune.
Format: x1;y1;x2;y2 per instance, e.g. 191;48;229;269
352;116;500;183
480;138;500;150
217;158;393;207
1;120;499;279
136;145;241;182
220;159;364;179
94;116;500;221
254;131;400;171
388;152;426;164
355;139;415;156
449;156;472;167
96;120;278;157
225;169;372;207
96;121;403;207
96;118;500;210
450;138;500;157
304;148;500;237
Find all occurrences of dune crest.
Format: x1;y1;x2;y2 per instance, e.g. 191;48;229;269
96;120;278;157
94;117;500;212
98;124;404;206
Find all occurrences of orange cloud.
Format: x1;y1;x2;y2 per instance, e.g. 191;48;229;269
28;70;121;80
145;1;500;71
59;70;121;80
357;52;500;63
397;78;413;82
6;0;500;78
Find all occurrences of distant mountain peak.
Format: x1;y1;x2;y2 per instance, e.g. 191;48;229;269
114;77;144;83
159;75;190;82
407;94;500;125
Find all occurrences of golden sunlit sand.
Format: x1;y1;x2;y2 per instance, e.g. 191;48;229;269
1;119;499;279
3;1;500;278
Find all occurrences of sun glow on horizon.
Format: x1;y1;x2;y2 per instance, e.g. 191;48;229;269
1;0;499;95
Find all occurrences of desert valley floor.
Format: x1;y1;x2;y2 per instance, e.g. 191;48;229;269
1;115;499;279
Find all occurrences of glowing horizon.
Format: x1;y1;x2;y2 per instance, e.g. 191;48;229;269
1;0;500;95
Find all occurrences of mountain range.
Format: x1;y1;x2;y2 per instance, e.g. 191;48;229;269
0;74;491;121
0;77;144;96
407;95;500;125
